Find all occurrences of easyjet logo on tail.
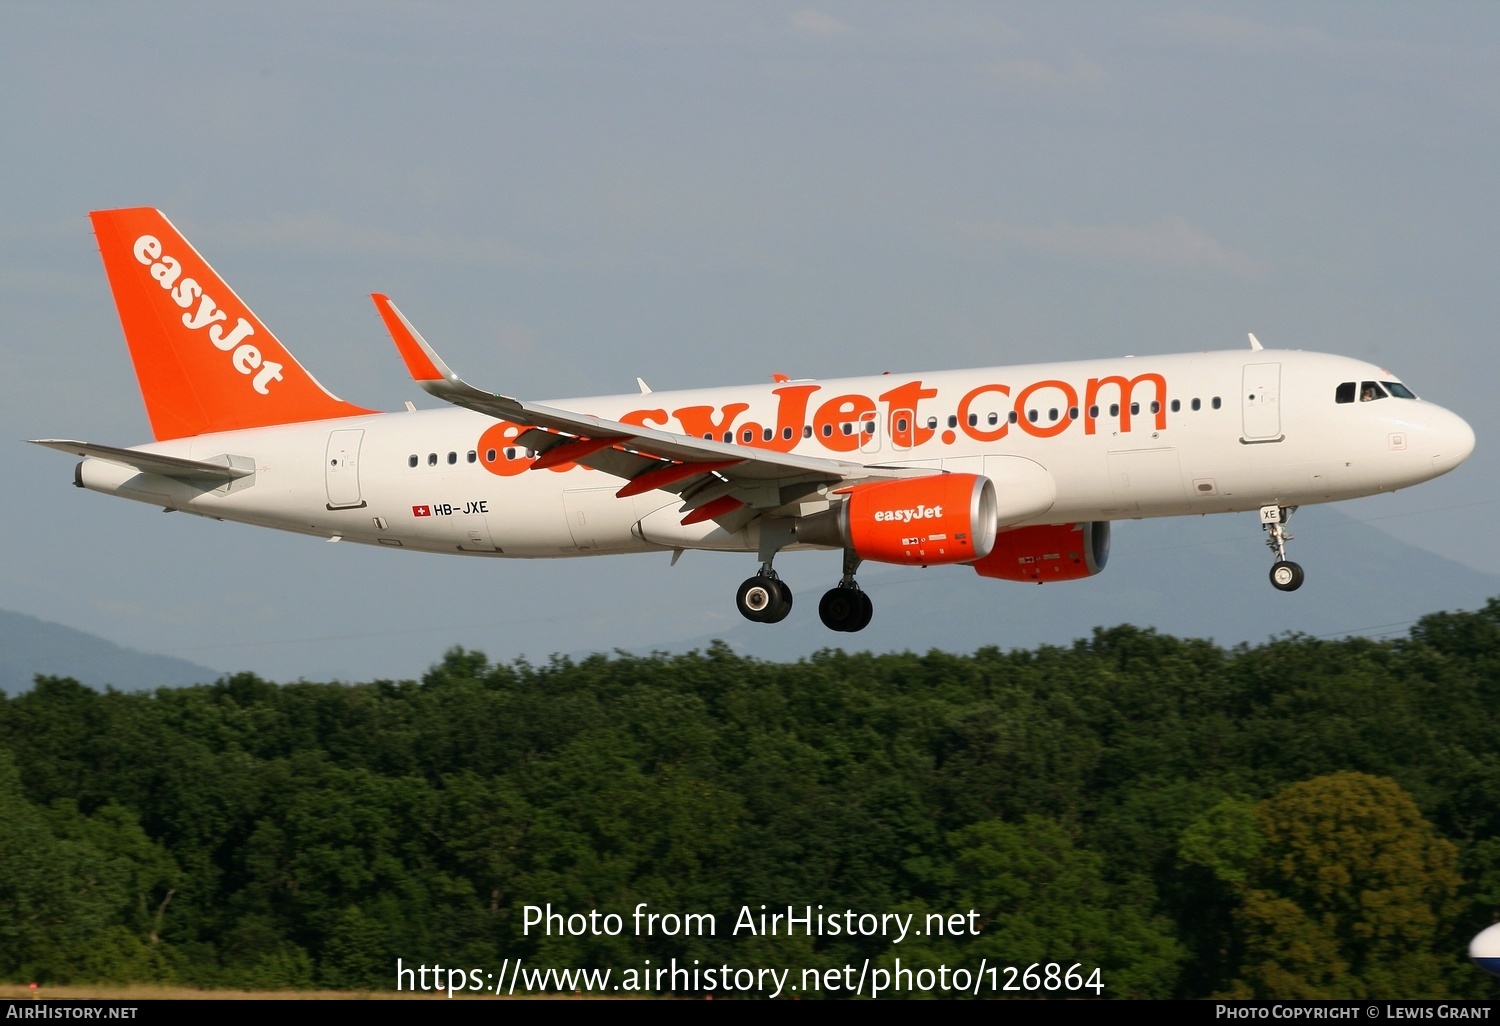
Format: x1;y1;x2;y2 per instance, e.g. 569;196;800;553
132;234;284;395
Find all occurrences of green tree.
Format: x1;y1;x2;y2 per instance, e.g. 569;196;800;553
1223;773;1462;998
946;816;1183;998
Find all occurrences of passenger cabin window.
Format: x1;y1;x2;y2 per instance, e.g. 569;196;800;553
1211;397;1222;409
467;451;477;463
1191;398;1201;411
427;453;437;466
408;454;418;468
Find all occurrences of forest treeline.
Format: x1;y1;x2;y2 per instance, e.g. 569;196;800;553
5;601;1500;999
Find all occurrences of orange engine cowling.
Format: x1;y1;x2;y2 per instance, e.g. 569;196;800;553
970;521;1110;582
794;473;998;565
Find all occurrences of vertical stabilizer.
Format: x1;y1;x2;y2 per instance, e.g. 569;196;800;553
89;207;375;440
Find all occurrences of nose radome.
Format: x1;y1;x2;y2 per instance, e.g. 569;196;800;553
1429;406;1476;476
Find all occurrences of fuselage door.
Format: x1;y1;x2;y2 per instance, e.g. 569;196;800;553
564;487;642;551
325;429;366;509
1107;447;1190;515
1242;363;1283;442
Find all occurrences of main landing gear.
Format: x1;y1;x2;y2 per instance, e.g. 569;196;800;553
819;549;872;632
736;567;793;623
1261;504;1304;592
819;584;872;633
734;547;875;632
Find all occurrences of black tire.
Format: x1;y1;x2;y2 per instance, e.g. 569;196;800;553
1270;560;1305;592
819;587;859;631
737;576;777;622
849;590;874;632
763;579;794;624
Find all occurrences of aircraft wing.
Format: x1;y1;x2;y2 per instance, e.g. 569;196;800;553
372;294;928;526
28;440;254;483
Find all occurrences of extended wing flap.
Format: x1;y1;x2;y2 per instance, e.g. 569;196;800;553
29;440;253;482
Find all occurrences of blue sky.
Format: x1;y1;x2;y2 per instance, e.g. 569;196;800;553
4;2;1497;682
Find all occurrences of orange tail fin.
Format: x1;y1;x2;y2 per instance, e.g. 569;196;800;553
89;208;375;440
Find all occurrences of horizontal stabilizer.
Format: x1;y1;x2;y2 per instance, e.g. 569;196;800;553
29;440;254;483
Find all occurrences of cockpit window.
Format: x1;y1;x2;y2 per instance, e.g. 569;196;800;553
1359;381;1388;402
1336;382;1355;404
1384;381;1417;399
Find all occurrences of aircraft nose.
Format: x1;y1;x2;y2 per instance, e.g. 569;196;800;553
1428;406;1476;476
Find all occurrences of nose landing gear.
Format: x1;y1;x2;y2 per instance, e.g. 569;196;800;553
1261;505;1304;592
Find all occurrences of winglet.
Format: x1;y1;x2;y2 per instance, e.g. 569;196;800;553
372;293;455;383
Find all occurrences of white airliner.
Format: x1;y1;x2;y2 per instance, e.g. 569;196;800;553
33;208;1476;632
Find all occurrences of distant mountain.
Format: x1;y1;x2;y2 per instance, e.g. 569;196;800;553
0;609;221;695
670;504;1500;660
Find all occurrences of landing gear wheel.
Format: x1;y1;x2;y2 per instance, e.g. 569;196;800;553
819;586;872;632
1270;560;1304;592
850;590;873;632
737;575;792;623
763;579;793;624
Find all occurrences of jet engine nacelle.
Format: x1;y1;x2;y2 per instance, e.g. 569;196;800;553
795;473;998;566
970;521;1110;582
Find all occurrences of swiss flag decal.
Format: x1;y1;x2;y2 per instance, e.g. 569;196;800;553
412;505;431;517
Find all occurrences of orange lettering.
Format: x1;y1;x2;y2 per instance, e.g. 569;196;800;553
740;384;820;452
812;393;873;452
878;380;938;448
620;408;669;429
956;383;1010;443
1084;373;1167;435
1013;379;1077;438
476;421;532;477
673;402;749;442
